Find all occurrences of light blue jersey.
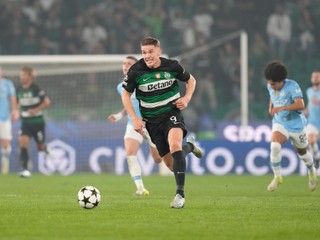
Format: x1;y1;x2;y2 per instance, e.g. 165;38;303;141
117;82;141;126
267;79;307;132
0;78;15;121
306;87;320;129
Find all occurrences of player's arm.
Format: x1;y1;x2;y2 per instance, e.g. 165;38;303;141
268;100;273;116
107;108;126;123
173;74;196;110
28;96;51;115
121;89;145;135
172;60;196;110
10;95;19;121
303;106;308;116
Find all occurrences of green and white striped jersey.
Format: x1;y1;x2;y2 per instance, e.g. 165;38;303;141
16;83;47;123
123;57;190;120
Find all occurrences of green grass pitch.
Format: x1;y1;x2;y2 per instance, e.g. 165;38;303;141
1;174;319;240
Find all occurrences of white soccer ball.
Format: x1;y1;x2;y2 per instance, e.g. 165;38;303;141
77;186;101;209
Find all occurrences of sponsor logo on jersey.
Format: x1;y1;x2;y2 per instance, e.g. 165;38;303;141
147;79;175;91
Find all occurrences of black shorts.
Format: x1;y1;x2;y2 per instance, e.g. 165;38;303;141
145;109;188;157
19;121;46;144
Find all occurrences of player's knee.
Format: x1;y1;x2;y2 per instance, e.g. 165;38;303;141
169;143;182;153
270;142;281;155
1;140;10;149
19;136;29;148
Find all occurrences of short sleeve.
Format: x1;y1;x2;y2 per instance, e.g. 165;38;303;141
122;70;137;93
8;81;16;96
116;82;123;95
291;81;303;99
174;60;191;82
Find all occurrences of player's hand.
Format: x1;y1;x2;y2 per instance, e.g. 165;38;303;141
107;114;117;123
173;97;189;110
270;106;283;115
133;118;145;136
11;110;19;121
107;112;123;122
28;108;38;116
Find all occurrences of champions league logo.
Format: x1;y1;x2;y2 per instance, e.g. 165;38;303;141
38;139;76;175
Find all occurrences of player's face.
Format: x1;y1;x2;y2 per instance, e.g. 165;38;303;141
19;71;32;85
267;80;284;90
141;45;162;69
311;72;320;90
122;58;136;75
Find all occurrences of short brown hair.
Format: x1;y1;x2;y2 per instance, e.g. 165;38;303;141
126;56;138;62
140;37;160;47
21;66;35;78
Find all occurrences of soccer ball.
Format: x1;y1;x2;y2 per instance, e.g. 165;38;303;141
77;186;101;209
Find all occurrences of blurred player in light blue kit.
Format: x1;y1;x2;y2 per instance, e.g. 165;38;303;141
305;71;320;168
108;56;161;196
265;61;317;192
0;67;18;174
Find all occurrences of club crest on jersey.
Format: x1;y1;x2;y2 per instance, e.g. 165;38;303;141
156;73;161;79
164;72;171;79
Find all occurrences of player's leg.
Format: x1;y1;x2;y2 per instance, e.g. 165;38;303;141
0;121;12;174
18;134;31;177
143;129;162;163
35;122;49;155
124;125;149;196
268;124;288;192
167;127;186;208
292;130;317;191
306;124;320;168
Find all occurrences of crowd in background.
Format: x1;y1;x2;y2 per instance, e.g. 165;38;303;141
1;0;320;134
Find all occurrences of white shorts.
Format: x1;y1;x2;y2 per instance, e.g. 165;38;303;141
0;120;12;140
306;123;319;136
272;123;308;149
124;124;156;148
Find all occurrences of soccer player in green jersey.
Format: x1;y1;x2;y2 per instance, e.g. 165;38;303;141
122;37;203;208
16;66;51;177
